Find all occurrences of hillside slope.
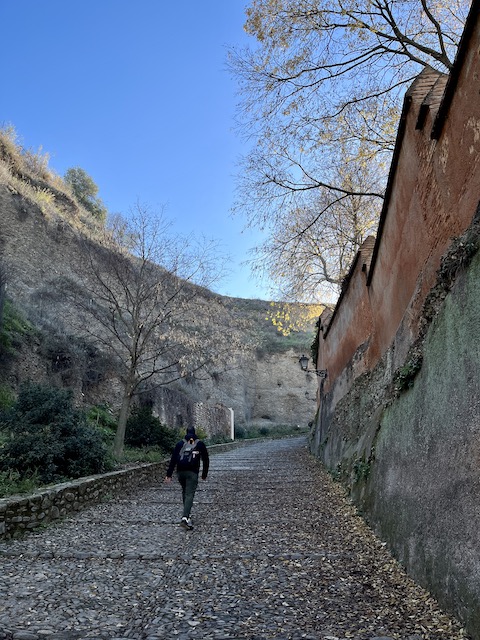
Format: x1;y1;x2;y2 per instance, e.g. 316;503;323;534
0;133;318;431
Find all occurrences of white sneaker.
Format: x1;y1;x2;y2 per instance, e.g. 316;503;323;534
180;517;193;530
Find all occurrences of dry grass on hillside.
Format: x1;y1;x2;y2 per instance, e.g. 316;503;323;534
0;125;320;359
0;126;102;234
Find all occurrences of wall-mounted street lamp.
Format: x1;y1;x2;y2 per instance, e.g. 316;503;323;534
299;354;327;379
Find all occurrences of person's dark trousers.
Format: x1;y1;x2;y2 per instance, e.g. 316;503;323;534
177;470;199;518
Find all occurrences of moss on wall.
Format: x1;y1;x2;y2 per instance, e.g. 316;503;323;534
317;249;480;636
368;250;480;630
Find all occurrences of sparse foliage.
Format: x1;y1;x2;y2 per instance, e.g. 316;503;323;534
266;301;323;336
229;0;469;300
251;156;380;301
0;124;55;182
0;299;32;354
0;125;83;221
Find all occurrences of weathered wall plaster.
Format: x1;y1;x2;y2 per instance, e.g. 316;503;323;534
311;2;480;636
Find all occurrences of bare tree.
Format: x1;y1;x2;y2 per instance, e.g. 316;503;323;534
249;146;382;301
65;203;245;458
229;0;469;298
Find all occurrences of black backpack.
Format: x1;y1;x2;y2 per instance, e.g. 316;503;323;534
178;438;199;464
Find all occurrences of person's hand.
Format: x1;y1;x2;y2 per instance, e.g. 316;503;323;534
164;476;172;483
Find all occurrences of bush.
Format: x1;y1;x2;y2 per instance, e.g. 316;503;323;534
233;424;308;441
0;385;15;411
0;383;112;484
87;404;117;431
125;405;177;452
206;433;232;445
0;469;40;497
0;300;32;354
234;426;246;439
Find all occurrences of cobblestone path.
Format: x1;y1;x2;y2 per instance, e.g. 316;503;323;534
0;437;468;640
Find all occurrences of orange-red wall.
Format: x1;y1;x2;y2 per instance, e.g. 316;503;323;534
318;12;480;403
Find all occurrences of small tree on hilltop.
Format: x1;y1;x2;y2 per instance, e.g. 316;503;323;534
63;202;250;458
64;166;107;223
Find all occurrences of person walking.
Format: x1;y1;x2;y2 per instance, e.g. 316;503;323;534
164;426;209;530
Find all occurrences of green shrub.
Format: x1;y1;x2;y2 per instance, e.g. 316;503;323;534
234;426;246;439
207;433;232;445
0;300;32;353
0;385;15;411
191;426;207;441
64;166;107;222
0;469;41;497
87;404;117;431
353;457;371;483
125;405;177;452
122;447;167;464
0;383;112;484
393;354;423;394
233;424;308;441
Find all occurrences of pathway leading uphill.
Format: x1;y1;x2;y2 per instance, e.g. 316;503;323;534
0;438;467;640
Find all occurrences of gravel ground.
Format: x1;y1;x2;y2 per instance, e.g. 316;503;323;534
0;437;469;640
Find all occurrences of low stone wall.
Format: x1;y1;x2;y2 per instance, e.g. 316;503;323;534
0;461;169;540
0;441;243;540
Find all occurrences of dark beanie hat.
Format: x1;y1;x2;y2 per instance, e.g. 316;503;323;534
186;427;196;439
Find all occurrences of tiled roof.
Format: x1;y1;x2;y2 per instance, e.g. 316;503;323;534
410;68;449;130
360;236;376;274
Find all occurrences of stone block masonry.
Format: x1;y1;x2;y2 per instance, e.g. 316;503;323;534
0;462;167;540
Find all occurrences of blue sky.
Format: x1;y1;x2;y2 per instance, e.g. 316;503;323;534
1;1;270;300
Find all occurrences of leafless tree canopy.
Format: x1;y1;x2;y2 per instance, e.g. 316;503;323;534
65;203;250;457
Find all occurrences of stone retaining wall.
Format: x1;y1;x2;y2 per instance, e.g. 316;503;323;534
0;441;243;540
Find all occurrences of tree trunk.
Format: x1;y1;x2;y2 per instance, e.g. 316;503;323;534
113;390;133;459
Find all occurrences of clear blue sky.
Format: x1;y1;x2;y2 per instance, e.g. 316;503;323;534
1;1;270;300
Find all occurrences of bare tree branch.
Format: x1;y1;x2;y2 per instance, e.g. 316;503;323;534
62;202;249;457
230;0;468;300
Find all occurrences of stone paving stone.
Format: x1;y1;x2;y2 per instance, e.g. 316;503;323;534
0;437;469;639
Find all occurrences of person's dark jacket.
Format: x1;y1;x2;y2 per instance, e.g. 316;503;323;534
166;436;209;479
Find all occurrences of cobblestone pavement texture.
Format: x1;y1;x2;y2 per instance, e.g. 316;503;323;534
0;437;468;640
